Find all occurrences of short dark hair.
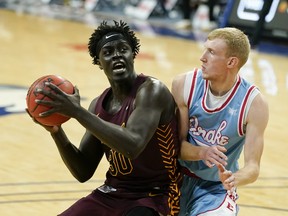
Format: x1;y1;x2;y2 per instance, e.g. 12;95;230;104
88;20;140;65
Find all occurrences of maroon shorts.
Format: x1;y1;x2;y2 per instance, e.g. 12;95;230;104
58;187;173;216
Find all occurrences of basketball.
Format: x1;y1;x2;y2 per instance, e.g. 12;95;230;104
26;75;74;126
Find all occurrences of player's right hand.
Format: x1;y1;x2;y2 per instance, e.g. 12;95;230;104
26;108;60;133
201;145;228;168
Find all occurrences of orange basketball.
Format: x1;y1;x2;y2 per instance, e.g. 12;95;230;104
26;75;74;126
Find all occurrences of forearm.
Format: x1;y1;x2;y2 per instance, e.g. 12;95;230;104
180;140;228;168
50;128;92;182
179;140;204;160
74;107;143;159
234;163;260;187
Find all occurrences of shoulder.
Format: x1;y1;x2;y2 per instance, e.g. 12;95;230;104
88;96;100;112
140;76;170;95
172;73;186;91
136;76;174;107
172;72;187;83
138;76;176;123
172;69;200;89
247;92;269;127
171;71;194;100
251;92;269;112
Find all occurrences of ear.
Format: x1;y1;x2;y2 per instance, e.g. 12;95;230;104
96;60;103;70
227;57;239;68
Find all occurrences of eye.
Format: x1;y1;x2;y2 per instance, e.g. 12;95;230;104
102;48;112;56
120;45;128;53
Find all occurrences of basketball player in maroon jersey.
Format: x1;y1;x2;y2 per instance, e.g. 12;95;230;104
29;20;182;216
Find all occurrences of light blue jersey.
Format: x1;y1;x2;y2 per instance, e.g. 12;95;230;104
180;69;259;181
178;69;259;216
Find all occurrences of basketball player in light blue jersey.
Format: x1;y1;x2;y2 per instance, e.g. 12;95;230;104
172;27;269;215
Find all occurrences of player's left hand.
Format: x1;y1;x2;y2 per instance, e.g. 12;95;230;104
217;164;235;191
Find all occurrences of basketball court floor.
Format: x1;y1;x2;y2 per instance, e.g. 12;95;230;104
0;4;288;216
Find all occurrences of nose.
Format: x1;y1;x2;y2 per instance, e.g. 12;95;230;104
200;52;206;62
200;55;206;62
113;49;121;58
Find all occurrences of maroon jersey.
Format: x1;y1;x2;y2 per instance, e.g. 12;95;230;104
94;74;182;215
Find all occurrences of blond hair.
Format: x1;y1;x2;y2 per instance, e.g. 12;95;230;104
208;27;250;68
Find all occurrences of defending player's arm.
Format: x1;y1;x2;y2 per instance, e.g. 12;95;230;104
221;93;269;189
172;73;227;167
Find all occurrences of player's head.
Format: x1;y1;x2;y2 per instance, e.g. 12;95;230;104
88;20;140;65
207;27;250;68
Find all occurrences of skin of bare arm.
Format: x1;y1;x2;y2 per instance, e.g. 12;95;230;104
27;21;183;216
30;21;178;187
34;34;176;162
29;97;104;183
36;77;174;160
218;93;269;190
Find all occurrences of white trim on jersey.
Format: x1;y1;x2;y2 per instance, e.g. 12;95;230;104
183;68;199;109
238;85;259;136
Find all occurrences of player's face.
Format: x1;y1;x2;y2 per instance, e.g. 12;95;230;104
98;39;135;82
200;38;230;81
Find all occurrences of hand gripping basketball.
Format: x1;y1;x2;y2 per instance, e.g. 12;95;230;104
26;75;74;126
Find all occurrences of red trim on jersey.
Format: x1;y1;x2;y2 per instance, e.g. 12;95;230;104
238;85;257;136
187;68;198;108
202;75;241;113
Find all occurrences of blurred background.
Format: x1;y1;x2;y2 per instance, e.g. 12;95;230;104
0;0;287;215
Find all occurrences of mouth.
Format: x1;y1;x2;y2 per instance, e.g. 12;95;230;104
112;62;126;73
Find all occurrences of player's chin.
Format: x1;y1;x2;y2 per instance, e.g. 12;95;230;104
112;69;130;80
202;73;209;80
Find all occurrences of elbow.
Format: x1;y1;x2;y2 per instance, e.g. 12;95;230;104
251;169;260;183
120;134;148;159
72;171;93;183
75;175;91;183
77;178;88;183
251;164;261;182
124;142;145;160
239;165;260;186
125;147;142;160
127;154;138;160
245;173;259;186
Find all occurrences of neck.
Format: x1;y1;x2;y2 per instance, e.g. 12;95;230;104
209;76;237;97
109;73;137;100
